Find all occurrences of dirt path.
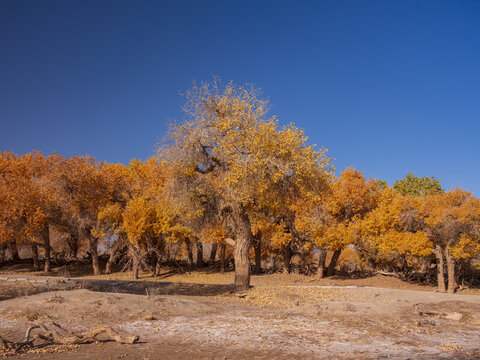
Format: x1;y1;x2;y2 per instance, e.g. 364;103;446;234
1;278;480;359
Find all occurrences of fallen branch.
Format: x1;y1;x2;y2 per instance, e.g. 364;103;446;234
0;323;139;354
375;270;404;279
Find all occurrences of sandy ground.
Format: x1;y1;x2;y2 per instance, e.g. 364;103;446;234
1;275;480;359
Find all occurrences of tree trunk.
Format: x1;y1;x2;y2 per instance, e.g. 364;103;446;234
89;238;101;275
220;244;226;273
154;255;162;277
434;244;446;293
399;254;408;273
254;232;262;274
154;238;164;277
196;239;204;268
317;248;327;278
326;249;341;277
105;240;123;274
184;238;194;267
209;243;218;263
10;242;20;261
228;202;253;291
67;233;79;259
31;242;40;271
445;247;456;294
131;245;140;281
41;228;51;273
0;245;5;263
234;236;251;291
283;244;292;273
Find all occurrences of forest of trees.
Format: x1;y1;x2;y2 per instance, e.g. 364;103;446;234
1;80;479;293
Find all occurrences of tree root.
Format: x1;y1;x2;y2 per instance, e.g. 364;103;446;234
0;322;139;354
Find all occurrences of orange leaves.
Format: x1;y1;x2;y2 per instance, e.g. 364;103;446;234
199;221;227;244
0;151;55;243
325;167;379;221
375;230;431;257
302;167;379;251
422;187;474;228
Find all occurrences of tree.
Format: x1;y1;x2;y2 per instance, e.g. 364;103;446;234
422;188;480;293
308;168;379;277
0;152;61;272
47;156;113;275
359;187;431;273
394;172;443;197
160;79;332;290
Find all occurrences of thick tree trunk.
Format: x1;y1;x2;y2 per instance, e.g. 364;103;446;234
326;249;341;277
317;248;327;278
41;228;51;273
229;202;253;291
31;242;40;271
434;244;446;293
283;244;292;273
196;239;204;268
220;244;226;273
10;242;20;261
89;238;101;275
234;235;251;291
209;243;218;263
254;232;262;274
445;247;456;294
184;238;194;267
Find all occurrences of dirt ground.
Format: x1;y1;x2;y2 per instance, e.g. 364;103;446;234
1;268;480;359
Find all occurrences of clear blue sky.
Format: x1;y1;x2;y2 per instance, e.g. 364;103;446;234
1;0;479;195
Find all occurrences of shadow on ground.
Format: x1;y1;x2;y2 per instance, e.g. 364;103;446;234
0;275;234;300
76;278;234;296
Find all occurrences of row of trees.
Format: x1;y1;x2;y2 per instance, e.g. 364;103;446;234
1;80;479;293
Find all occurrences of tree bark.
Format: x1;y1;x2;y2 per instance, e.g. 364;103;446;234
9;242;20;261
220;244;226;273
234;236;251;291
317;248;327;278
184;238;194;267
254;232;262;274
196;239;204;268
31;242;39;271
88;237;101;275
131;245;140;281
153;238;164;277
229;202;253;291
434;244;446;293
445;247;456;294
0;245;5;263
154;254;162;277
209;243;218;263
326;249;341;277
283;244;292;273
105;240;123;274
67;233;79;259
41;228;51;273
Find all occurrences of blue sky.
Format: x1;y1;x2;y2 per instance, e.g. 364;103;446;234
1;0;479;195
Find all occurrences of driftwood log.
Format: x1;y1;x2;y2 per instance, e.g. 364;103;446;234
0;322;139;353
